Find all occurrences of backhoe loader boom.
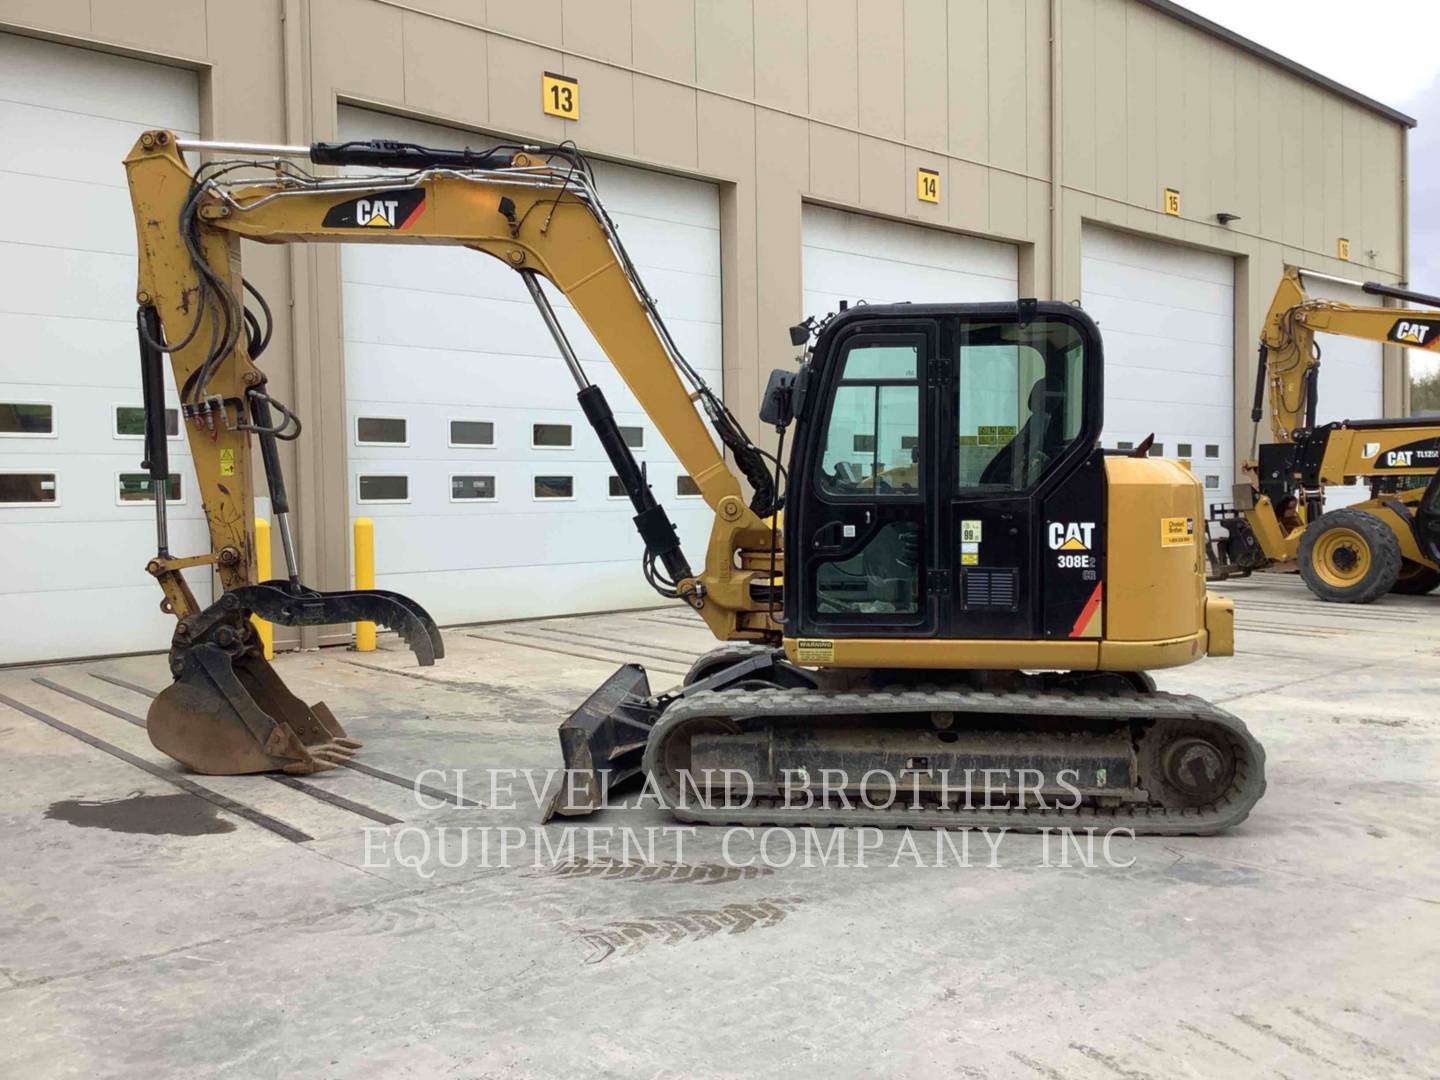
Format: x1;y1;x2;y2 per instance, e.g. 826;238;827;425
1256;264;1440;450
1208;265;1440;597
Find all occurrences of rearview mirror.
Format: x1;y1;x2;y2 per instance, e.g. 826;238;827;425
759;368;796;429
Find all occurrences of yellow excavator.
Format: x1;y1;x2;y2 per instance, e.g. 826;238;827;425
124;129;1264;834
1208;266;1440;602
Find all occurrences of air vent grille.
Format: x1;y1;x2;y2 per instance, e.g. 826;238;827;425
962;568;1018;611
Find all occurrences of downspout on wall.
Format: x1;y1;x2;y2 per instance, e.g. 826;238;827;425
1049;0;1063;301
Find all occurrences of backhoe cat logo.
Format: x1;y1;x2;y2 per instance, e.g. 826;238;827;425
1372;437;1440;470
322;188;426;230
1388;318;1440;347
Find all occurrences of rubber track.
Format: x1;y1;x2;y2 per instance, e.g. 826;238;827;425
645;686;1266;836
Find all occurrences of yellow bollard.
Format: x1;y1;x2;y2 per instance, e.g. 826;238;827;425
252;518;274;660
354;517;376;652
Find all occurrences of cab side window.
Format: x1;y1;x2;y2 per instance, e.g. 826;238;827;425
956;322;1086;491
817;340;922;497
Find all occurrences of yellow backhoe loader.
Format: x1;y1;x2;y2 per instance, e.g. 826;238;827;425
124;130;1264;834
1208;266;1440;602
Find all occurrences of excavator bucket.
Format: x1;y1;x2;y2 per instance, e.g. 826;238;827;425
149;641;359;775
148;583;444;776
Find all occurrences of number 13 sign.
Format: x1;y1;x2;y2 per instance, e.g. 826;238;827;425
542;72;579;120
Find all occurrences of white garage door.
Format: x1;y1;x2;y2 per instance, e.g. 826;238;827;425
1081;226;1234;507
1304;274;1385;508
337;107;722;625
0;34;207;665
802;204;1018;318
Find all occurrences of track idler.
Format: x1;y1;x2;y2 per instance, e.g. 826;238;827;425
148;583;443;775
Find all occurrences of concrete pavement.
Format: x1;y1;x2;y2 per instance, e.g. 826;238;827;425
1;573;1437;1078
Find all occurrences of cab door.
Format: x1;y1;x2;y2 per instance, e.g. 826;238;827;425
939;313;1100;640
791;319;940;638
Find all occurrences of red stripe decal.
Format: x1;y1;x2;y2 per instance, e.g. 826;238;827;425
398;200;426;229
1069;582;1104;638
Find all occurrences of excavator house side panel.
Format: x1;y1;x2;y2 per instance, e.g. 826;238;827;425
1104;456;1210;647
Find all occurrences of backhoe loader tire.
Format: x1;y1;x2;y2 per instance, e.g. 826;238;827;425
1392;560;1440;595
1297;509;1402;604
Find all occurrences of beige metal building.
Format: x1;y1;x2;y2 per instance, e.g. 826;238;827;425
0;0;1416;662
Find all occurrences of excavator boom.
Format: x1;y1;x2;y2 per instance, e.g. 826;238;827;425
124;131;779;775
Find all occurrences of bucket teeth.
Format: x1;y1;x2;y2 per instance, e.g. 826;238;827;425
283;740;360;774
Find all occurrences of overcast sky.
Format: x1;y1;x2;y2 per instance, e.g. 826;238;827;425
1179;0;1440;375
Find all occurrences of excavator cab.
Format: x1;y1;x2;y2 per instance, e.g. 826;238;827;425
785;303;1097;641
548;301;1264;833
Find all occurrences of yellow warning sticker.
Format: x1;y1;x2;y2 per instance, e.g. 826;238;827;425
795;638;835;663
1161;516;1195;547
977;425;1017;445
219;448;236;477
961;553;980;565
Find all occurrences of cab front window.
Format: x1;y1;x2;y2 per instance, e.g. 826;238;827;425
817;338;922;497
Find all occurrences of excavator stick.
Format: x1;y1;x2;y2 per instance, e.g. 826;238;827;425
127;276;445;775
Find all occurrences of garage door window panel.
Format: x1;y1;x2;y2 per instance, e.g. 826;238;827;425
449;419;495;447
450;475;496;502
532;424;573;449
115;405;180;440
358;475;410;503
117;472;182;505
0;471;58;505
356;416;408;446
0;402;55;437
958;322;1086;492
534;475;574;500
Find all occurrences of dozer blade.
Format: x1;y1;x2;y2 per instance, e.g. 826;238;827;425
149;641;360;775
541;664;660;820
147;583;444;775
